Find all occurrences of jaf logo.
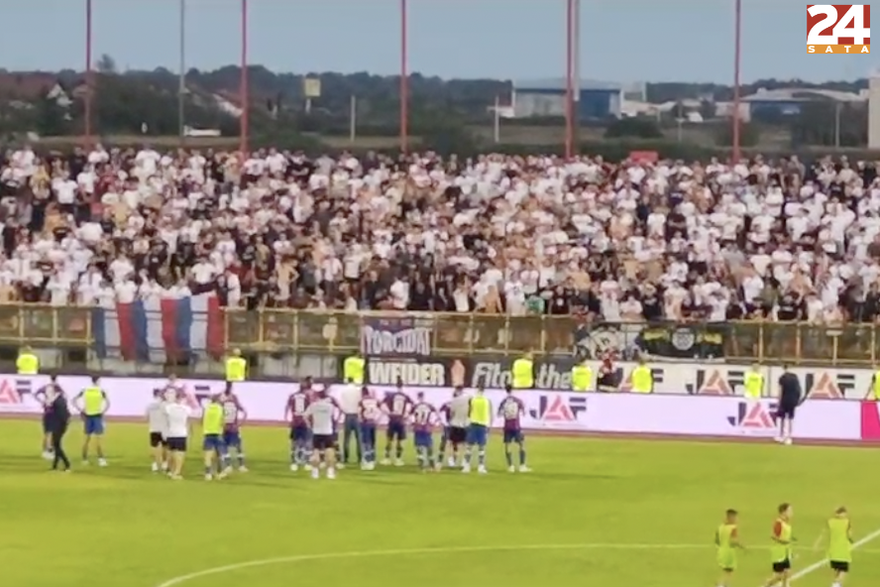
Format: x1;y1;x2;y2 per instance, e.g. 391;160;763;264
727;401;778;430
807;5;870;54
689;369;744;395
0;378;37;411
529;395;587;423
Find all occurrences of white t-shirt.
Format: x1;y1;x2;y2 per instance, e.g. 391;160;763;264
306;398;336;435
164;403;192;438
146;399;168;434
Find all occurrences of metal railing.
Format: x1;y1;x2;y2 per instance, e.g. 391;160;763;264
1;304;876;366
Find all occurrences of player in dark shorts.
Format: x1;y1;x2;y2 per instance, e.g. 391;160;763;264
381;383;413;466
776;365;802;445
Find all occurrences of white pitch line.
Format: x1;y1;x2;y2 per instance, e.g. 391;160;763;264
153;543;699;587
768;526;880;586
154;539;880;587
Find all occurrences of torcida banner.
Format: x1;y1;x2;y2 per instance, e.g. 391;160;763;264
0;375;867;442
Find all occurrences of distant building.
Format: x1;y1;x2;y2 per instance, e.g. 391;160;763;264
742;87;866;118
511;78;622;120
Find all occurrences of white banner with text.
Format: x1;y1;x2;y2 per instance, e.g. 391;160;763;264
0;374;864;442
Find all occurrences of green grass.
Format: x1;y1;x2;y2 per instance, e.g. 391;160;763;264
2;420;879;587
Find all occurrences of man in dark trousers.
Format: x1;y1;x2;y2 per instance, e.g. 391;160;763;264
776;364;803;446
46;387;72;471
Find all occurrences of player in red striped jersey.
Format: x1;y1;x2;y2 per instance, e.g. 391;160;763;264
219;387;248;473
498;386;530;473
286;387;311;472
358;387;381;470
411;392;438;472
381;383;413;466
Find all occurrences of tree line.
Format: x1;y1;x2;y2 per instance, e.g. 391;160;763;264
0;57;870;152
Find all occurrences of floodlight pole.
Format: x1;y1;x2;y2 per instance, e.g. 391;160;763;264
732;0;743;163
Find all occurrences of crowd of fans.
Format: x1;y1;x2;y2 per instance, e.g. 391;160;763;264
0;144;876;326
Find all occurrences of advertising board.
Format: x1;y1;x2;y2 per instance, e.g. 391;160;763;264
0;374;865;442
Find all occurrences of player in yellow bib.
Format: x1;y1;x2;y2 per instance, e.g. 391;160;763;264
202;396;226;481
715;508;744;587
764;503;795;587
813;506;853;587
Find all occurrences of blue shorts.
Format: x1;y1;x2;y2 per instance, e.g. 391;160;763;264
467;424;488;447
83;415;104;436
503;429;524;443
387;420;407;440
222;430;242;449
414;430;433;449
203;434;224;452
290;424;311;443
42;413;52;434
361;424;377;447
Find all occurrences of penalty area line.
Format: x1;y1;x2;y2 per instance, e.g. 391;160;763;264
153;543;702;587
154;539;880;587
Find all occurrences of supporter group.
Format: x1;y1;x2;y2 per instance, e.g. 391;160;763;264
0;145;873;325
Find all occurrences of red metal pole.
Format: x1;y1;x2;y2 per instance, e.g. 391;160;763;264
564;0;574;160
400;0;409;154
240;0;249;155
85;0;93;145
732;0;742;163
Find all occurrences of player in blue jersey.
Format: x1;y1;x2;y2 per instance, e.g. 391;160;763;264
358;387;381;470
498;386;530;473
411;392;438;472
381;382;413;466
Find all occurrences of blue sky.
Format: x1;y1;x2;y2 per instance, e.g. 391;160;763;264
1;0;876;83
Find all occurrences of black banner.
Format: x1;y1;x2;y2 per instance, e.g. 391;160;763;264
573;321;726;360
360;316;433;357
363;357;467;387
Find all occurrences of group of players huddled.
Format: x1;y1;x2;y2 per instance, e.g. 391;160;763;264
285;379;530;479
137;376;530;481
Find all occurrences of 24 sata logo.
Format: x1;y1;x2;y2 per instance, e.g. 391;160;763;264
807;5;871;54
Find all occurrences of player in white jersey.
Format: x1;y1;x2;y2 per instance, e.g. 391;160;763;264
164;396;192;480
145;389;169;472
442;388;470;468
305;390;338;480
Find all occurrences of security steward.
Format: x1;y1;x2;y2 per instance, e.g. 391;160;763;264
744;363;764;400
867;363;880;400
571;360;592;392
46;385;71;471
511;352;534;390
629;358;653;393
225;349;247;389
17;346;39;375
343;353;365;385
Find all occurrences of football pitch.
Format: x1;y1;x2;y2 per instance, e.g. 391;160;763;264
2;419;879;587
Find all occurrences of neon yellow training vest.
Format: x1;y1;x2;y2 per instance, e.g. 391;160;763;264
873;371;880;400
827;517;852;563
631;366;652;393
83;387;104;416
225;357;246;382
571;365;591;391
745;371;763;398
16;353;38;375
203;404;224;435
770;518;792;563
344;356;365;384
512;359;533;389
470;396;490;426
716;523;737;569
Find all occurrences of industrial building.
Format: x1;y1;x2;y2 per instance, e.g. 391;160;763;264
742;87;866;119
511;78;623;120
